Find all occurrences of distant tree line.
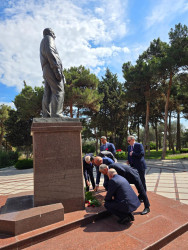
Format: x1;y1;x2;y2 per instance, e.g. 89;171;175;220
0;23;187;159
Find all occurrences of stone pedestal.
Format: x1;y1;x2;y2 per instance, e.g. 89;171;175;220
31;118;85;213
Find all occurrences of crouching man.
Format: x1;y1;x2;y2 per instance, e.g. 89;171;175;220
104;169;140;224
100;163;150;215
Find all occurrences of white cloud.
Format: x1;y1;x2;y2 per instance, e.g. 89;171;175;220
0;102;15;109
145;0;188;29
0;0;130;91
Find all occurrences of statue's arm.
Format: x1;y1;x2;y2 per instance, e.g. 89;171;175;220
45;36;62;81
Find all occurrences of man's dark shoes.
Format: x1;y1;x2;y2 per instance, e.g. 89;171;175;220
141;207;150;215
118;216;131;224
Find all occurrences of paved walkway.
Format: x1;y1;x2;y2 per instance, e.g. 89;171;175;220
0;160;188;205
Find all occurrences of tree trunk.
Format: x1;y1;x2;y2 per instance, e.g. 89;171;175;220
95;127;98;154
155;121;158;151
168;112;175;153
176;111;181;151
162;72;173;159
25;146;30;159
168;112;172;150
147;124;150;156
0;124;4;149
0;133;3;150
70;101;73;118
113;128;116;145
144;99;150;153
77;107;80;118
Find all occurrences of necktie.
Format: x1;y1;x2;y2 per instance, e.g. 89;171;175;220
129;146;133;165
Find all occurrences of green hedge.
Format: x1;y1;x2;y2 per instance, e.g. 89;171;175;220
115;150;127;160
0;150;19;168
15;159;33;170
82;144;95;153
150;142;156;150
180;148;188;153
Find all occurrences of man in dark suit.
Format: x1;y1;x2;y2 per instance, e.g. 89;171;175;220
127;135;147;190
127;135;149;214
99;163;150;215
83;154;95;192
92;156;114;191
104;169;140;224
100;136;116;156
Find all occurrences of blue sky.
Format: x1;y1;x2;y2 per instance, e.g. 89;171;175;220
0;0;188;127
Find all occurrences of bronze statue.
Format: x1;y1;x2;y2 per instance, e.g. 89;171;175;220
40;28;66;117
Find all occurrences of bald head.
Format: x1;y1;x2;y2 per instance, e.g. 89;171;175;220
108;168;117;179
94;156;103;166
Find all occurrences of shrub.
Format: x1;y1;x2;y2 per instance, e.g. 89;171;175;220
180;148;188;153
0;150;19;168
115;150;127;160
150;142;156;150
82;144;95;153
15;159;33;170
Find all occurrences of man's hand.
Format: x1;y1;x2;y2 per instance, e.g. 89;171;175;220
86;180;90;186
130;151;133;156
94;186;99;192
126;161;130;165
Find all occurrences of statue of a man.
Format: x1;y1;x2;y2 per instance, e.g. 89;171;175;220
40;28;66;117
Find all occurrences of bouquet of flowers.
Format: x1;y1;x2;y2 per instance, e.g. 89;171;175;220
85;191;101;207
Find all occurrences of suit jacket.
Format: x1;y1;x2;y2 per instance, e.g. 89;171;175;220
98;151;117;162
105;174;140;213
83;153;94;182
102;157;114;165
103;163;140;190
128;143;147;170
100;142;116;156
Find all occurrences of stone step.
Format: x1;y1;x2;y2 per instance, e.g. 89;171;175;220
0;189;187;250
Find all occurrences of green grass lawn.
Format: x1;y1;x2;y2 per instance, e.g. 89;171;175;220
145;149;188;160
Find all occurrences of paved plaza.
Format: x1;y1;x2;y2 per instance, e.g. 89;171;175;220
0;159;188;205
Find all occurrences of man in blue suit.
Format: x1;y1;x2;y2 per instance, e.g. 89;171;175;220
99;163;150;215
104;168;140;224
127;135;149;215
83;154;95;192
92;156;114;191
100;136;116;156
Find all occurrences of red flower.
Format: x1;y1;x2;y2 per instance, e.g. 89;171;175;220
105;148;108;150
116;149;122;152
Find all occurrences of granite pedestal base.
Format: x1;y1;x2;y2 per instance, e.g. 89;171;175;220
31;118;85;213
0;192;64;236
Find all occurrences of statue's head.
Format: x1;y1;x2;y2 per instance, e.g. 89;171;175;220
43;28;56;39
